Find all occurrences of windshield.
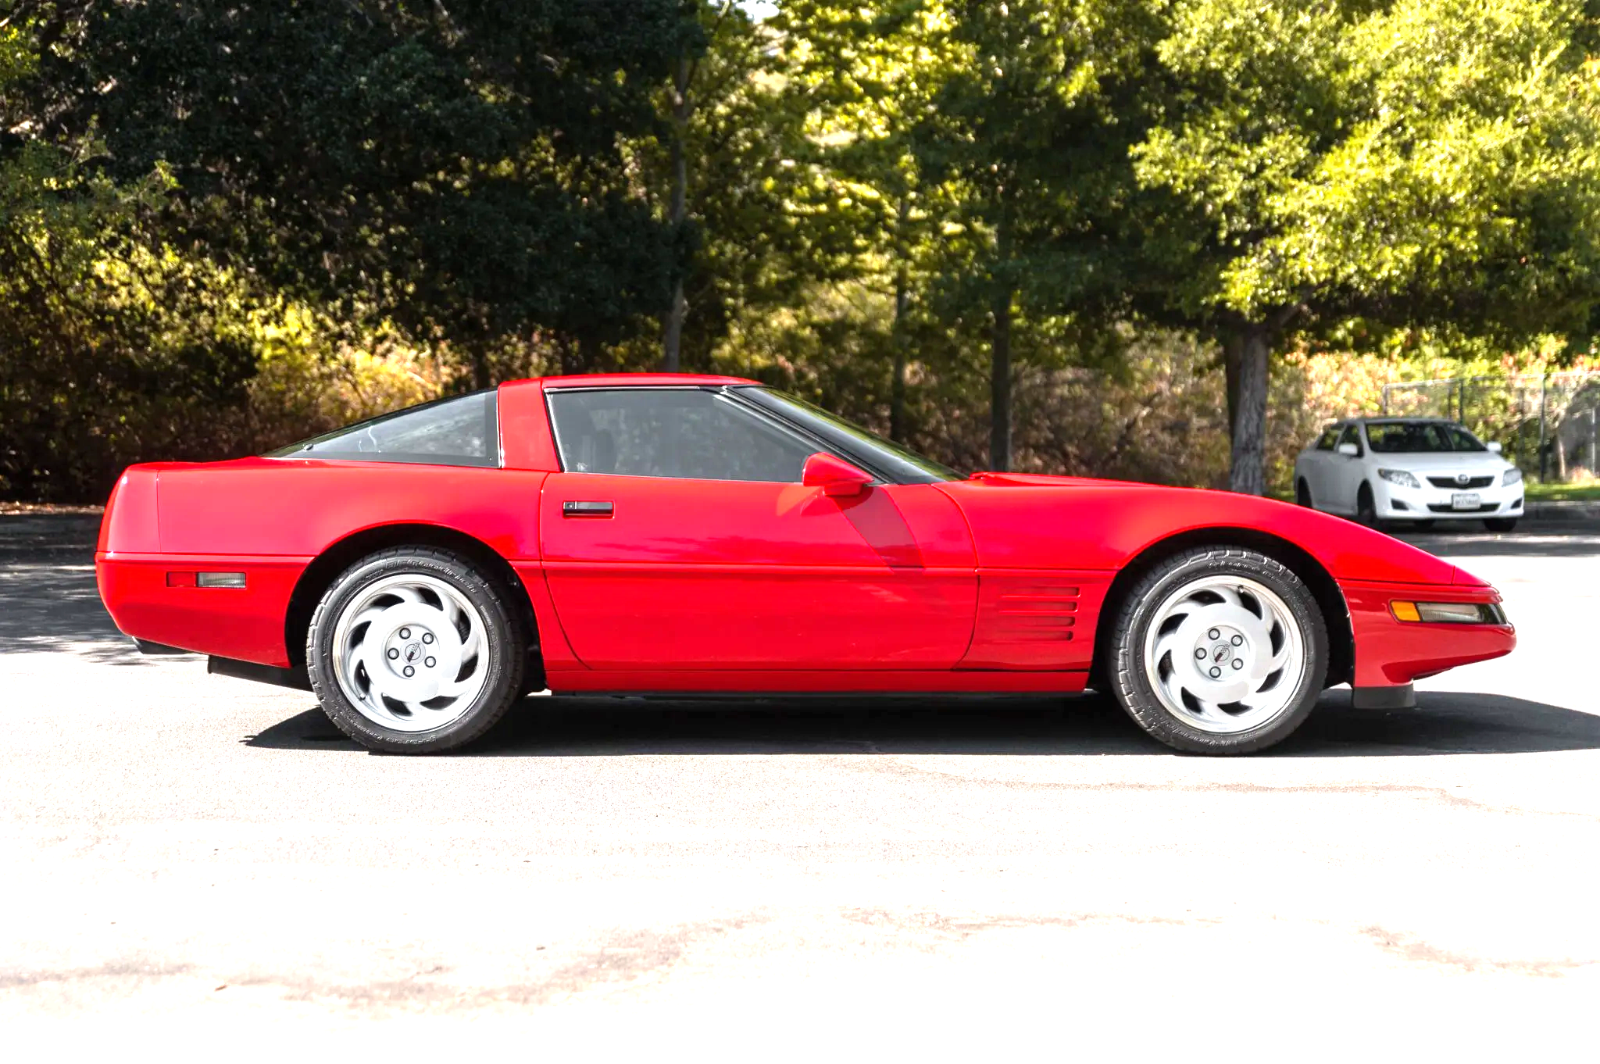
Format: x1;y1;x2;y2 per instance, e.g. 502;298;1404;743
1365;421;1488;454
736;387;962;484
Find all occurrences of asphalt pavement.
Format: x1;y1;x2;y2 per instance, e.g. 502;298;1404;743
3;514;1598;1055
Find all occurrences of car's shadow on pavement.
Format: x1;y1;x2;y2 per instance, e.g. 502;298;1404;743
243;689;1600;758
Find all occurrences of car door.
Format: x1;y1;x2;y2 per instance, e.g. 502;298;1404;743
1298;424;1340;508
538;386;977;671
1325;423;1366;514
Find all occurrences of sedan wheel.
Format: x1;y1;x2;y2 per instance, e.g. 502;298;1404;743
1109;547;1328;754
307;548;525;753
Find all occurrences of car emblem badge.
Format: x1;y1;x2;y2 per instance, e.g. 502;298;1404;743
1457;473;1471;484
405;644;422;663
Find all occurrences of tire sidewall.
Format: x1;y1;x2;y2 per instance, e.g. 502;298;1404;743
1113;548;1329;755
307;549;522;753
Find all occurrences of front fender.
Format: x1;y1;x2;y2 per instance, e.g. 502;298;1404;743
936;480;1462;585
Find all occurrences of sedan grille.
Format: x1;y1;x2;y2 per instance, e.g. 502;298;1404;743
1427;475;1495;489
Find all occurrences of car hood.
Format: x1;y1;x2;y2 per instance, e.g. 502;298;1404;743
940;474;1486;587
1363;452;1512;473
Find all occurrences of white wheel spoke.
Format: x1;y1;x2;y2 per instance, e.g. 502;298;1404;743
328;572;492;734
1140;573;1308;736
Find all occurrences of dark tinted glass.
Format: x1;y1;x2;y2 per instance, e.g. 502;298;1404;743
1366;421;1487;453
1315;426;1340;451
1337;424;1363;454
547;387;816;483
266;391;498;467
736;387;961;483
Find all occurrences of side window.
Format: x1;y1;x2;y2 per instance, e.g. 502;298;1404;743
266;391;498;467
1336;424;1363;456
1315;425;1340;451
547;388;819;483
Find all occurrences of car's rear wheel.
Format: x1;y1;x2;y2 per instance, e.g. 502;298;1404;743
1109;547;1328;755
1295;479;1313;508
1484;517;1518;533
306;547;525;753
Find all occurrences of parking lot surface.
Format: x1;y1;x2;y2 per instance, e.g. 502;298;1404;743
3;515;1598;1052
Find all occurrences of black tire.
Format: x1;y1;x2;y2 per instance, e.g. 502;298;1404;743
1295;479;1314;508
1355;483;1385;531
306;547;525;754
1484;517;1519;533
1109;547;1329;755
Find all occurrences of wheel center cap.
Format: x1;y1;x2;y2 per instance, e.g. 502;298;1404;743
403;643;422;664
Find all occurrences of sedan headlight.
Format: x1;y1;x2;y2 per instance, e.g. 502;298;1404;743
1503;467;1523;486
1377;468;1421;489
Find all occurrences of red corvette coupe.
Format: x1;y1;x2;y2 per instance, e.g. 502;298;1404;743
96;374;1514;755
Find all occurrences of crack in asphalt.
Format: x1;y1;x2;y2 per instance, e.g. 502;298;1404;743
857;756;1600;822
1359;925;1595;977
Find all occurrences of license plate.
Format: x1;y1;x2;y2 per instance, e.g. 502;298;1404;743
1451;492;1481;510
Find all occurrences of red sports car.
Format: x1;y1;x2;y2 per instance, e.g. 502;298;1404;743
96;374;1515;755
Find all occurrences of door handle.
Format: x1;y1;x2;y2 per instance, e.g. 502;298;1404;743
562;500;614;518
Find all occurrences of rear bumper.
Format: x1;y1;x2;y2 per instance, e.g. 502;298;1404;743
96;552;310;667
1341;580;1515;690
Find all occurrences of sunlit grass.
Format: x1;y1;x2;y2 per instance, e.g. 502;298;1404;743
1524;480;1600;502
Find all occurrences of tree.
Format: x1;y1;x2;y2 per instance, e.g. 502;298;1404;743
777;0;963;440
1134;0;1600;494
647;1;848;375
31;1;698;388
915;0;1164;470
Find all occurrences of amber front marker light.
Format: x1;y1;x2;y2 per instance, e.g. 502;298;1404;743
1390;601;1505;624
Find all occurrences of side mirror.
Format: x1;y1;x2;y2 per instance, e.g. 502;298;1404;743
802;452;873;498
1337;442;1360;457
1487;441;1503;453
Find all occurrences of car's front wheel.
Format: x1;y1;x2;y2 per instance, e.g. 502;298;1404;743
306;547;525;753
1109;547;1328;755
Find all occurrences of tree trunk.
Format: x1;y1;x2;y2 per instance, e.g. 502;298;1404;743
1222;333;1242;441
469;345;491;391
1228;325;1270;495
888;195;912;442
662;53;691;373
989;202;1014;472
890;263;909;443
989;285;1013;472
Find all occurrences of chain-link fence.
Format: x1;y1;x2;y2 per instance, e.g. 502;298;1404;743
1380;373;1600;482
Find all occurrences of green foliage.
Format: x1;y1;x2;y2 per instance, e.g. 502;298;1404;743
31;0;698;385
7;0;1600;501
1136;0;1600;339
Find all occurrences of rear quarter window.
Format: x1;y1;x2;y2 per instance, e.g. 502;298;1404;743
266;391;499;467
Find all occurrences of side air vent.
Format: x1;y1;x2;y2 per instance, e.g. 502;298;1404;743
960;574;1106;670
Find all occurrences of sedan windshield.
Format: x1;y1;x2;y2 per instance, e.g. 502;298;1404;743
736;387;963;484
1365;421;1488;454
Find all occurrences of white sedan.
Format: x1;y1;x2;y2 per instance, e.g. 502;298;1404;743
1293;417;1524;531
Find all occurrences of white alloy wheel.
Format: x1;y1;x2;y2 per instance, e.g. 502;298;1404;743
1140;574;1307;735
330;572;491;732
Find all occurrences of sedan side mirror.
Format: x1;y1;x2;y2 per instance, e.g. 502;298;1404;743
1487;441;1503;453
802;452;873;497
1337;442;1360;457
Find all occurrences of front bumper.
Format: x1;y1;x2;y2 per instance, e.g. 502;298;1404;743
1372;477;1523;520
1341;580;1516;691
